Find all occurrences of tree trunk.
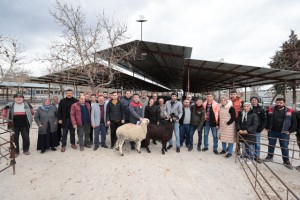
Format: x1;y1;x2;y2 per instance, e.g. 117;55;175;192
270;92;278;105
292;84;296;110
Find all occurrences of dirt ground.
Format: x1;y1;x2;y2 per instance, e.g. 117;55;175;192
0;126;299;200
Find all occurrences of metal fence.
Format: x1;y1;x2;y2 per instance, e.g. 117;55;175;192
236;132;300;200
0;119;16;175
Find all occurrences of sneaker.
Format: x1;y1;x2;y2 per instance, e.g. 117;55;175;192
284;161;293;170
71;144;77;150
264;156;273;162
213;150;219;155
197;145;201;152
23;151;30;155
202;147;208;152
167;145;173;150
220;150;226;155
61;146;66;152
101;144;108;148
176;147;180;153
225;154;232;158
80;146;84;151
254;157;262;164
85;143;91;148
93;145;98;151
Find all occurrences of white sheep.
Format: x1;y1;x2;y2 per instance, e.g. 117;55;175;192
115;118;150;156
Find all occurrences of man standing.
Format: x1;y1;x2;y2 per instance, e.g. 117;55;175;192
140;90;149;112
57;89;78;152
2;93;34;157
186;94;194;105
152;93;159;106
91;95;108;150
295;111;300;171
158;98;167;125
250;96;267;163
179;99;191;148
165;92;183;153
90;94;98;106
129;93;144;150
121;90;132;124
189;98;205;152
264;98;297;170
203;93;220;155
70;95;91;151
106;91;125;148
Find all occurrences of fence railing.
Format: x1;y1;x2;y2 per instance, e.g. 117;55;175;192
0;119;16;175
236;132;300;200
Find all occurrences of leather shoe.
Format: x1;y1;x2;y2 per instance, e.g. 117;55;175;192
71;144;77;149
101;144;109;148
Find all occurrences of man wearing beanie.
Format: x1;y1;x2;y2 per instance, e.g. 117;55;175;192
250;96;267;163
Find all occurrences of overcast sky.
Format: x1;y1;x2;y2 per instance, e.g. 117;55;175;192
1;0;300;76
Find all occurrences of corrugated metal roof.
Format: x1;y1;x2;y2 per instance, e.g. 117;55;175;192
0;81;59;89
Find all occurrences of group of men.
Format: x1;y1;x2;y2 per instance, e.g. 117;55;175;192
2;89;300;171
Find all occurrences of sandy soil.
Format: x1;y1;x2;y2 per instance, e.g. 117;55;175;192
0;124;259;200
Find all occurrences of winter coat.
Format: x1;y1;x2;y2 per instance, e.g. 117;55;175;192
190;105;205;128
218;100;236;143
231;97;243;120
164;100;183;120
121;96;132;121
252;105;267;132
236;110;258;145
267;106;297;133
2;101;34;128
144;105;160;124
57;97;78;125
34;105;58;134
203;100;220;127
91;102;107;127
129;101;143;124
70;102;91;126
106;100;125;122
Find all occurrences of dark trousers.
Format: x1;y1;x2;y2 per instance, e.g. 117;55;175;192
267;130;290;162
14;126;30;153
57;123;62;143
61;118;75;147
94;123;107;146
297;136;300;149
90;126;93;142
189;125;203;147
180;124;190;147
110;121;121;147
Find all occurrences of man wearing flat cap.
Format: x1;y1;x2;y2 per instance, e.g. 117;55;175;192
2;93;34;157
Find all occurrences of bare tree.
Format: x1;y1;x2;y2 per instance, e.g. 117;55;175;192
0;36;27;85
47;1;137;93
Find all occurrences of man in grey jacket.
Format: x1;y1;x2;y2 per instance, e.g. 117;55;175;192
164;92;183;153
91;95;109;150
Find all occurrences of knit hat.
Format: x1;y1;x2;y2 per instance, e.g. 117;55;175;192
250;96;259;101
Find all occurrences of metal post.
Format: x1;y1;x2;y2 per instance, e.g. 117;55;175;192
283;81;287;100
30;88;33;103
48;83;51;98
140;22;143;41
244;87;247;101
6;87;8;102
187;66;190;94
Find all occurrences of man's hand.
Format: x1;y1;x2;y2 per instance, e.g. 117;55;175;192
39;124;43;127
92;125;96;129
239;130;244;134
157;122;160;125
139;118;143;121
283;131;291;135
121;120;125;124
73;125;77;129
107;121;110;126
58;120;62;124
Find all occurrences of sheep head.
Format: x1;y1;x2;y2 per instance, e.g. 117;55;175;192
141;118;150;125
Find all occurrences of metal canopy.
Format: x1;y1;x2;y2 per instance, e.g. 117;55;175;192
183;59;300;93
30;66;168;92
112;40;193;89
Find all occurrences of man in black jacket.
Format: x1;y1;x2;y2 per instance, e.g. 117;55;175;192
106;91;125;149
264;98;297;170
295;111;300;171
250;96;267;163
58;89;78;152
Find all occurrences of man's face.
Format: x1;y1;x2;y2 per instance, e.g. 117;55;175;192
243;104;251;112
275;100;285;108
159;98;164;105
98;96;104;104
230;93;237;100
117;93;122;99
186;95;192;101
111;93;118;100
152;93;158;100
125;91;131;98
149;99;154;106
79;96;85;104
251;98;258;106
14;96;24;104
53;97;59;104
196;100;202;106
221;98;227;106
103;93;108;98
66;91;73;98
85;94;90;101
184;100;190;107
142;93;147;98
133;95;139;102
171;95;177;101
206;95;213;102
91;96;96;102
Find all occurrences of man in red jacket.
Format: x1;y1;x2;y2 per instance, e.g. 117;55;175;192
71;95;91;151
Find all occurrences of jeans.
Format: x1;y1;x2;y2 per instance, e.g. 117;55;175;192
241;143;255;160
267;130;290;162
203;122;218;150
169;121;180;148
94;123;107;146
14;126;30;153
77;124;91;146
222;142;234;155
61;118;75;147
180;124;190;147
255;132;261;157
189;125;203;147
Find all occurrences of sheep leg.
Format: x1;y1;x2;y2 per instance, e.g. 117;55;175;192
119;139;125;156
115;139;119;151
163;141;167;153
162;142;166;155
136;141;141;153
145;138;151;153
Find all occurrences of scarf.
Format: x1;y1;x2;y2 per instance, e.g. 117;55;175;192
41;103;53;112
